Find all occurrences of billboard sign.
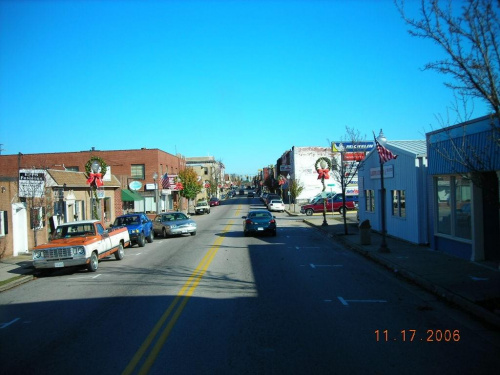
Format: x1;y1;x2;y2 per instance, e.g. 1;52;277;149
332;141;375;153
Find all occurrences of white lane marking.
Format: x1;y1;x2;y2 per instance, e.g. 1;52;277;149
68;274;102;280
337;296;387;306
310;263;343;269
0;318;20;329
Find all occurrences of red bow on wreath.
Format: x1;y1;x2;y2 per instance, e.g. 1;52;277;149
87;173;103;187
317;169;330;180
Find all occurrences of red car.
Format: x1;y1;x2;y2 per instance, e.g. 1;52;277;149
209;197;220;206
300;195;358;216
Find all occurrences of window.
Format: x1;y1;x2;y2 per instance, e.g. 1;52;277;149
365;190;375;212
435;176;471;240
65;166;79;172
391;190;406;218
131;164;145;179
0;211;7;236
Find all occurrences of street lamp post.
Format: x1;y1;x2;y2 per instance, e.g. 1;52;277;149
286;174;291;211
153;172;159;214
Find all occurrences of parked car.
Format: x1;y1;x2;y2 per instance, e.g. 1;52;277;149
300;194;358;215
242;210;277;236
152;212;197;237
195;200;210;214
239;189;245;195
247;191;255;198
268;199;285;212
110;213;153;247
265;194;281;207
209;197;220;206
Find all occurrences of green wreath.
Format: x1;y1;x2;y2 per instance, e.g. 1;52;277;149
315;157;332;171
85;156;108;176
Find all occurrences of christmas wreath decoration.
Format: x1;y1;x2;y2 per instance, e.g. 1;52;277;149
85;156;108;187
315;157;331;180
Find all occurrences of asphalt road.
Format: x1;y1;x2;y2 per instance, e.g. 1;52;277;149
1;196;499;375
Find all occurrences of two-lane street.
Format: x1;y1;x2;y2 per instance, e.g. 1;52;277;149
1;196;499;374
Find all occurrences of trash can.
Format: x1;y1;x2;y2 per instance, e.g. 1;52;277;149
359;219;371;245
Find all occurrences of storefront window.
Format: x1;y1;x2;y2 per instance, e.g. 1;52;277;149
436;176;451;235
435;175;472;240
455;176;471;239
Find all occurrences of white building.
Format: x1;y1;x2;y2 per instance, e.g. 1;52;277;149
358;140;428;245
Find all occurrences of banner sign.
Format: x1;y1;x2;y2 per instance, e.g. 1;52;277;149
332;141;375;153
19;169;46;198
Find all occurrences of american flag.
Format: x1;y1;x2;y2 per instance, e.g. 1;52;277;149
160;173;169;189
374;135;397;164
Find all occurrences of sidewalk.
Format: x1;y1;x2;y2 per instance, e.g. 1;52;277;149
298;211;500;329
1;213;499;329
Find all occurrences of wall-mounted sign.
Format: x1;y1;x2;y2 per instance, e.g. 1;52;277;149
129;181;143;191
280;165;292;171
370;165;394;179
332;141;375;153
19;169;46;198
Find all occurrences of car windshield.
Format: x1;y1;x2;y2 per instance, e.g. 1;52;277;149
271;200;282;204
196;202;207;206
53;224;96;239
162;213;188;221
114;216;140;226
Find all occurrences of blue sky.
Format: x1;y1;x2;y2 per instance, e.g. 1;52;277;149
0;0;489;176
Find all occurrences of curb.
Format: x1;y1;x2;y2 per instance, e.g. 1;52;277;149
0;275;34;293
304;220;500;329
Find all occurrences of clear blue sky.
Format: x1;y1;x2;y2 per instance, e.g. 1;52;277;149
0;0;489;176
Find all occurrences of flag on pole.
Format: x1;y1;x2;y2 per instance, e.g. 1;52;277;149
374;133;398;164
160;173;169;189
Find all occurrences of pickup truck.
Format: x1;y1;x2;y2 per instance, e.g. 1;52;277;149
32;220;131;272
194;200;210;215
110;212;153;247
300;194;358;216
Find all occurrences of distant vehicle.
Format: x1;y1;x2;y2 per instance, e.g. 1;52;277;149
247;191;255;198
268;199;285;212
110;213;154;247
265;194;281;207
195;200;210;214
209;197;220;206
239;189;245;195
242;210;277;237
152;212;197;237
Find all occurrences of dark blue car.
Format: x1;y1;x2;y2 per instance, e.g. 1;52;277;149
111;213;153;247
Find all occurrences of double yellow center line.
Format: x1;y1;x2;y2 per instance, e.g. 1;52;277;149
123;214;238;375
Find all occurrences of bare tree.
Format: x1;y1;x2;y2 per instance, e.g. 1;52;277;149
331;127;368;235
396;0;500;139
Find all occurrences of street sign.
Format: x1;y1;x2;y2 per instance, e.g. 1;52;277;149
327;183;336;187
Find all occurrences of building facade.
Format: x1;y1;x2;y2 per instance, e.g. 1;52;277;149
426;115;500;263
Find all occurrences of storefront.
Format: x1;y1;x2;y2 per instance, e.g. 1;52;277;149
427;115;500;262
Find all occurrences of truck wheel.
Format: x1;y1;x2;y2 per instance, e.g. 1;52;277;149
114;243;124;260
88;252;98;272
138;234;146;247
146;230;154;243
305;208;313;216
339;206;346;215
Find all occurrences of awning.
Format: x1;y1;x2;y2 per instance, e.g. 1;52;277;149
121;189;145;202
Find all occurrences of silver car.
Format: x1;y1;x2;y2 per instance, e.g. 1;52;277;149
153;212;197;237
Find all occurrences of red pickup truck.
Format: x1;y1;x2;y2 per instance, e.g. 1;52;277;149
300;194;358;216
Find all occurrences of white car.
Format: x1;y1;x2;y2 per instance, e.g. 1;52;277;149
268;199;285;212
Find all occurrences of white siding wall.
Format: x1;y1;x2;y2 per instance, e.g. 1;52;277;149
359;150;428;244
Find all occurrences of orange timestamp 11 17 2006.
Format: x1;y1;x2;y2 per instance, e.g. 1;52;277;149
375;329;461;342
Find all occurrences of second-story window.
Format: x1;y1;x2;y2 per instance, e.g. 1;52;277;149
131;164;145;180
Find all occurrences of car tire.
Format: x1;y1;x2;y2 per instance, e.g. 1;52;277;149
146;230;154;243
244;231;249;237
339;206;346;215
190;231;196;236
114;243;124;260
88;252;98;272
305;208;313;216
272;230;277;237
162;228;168;238
138;234;146;247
